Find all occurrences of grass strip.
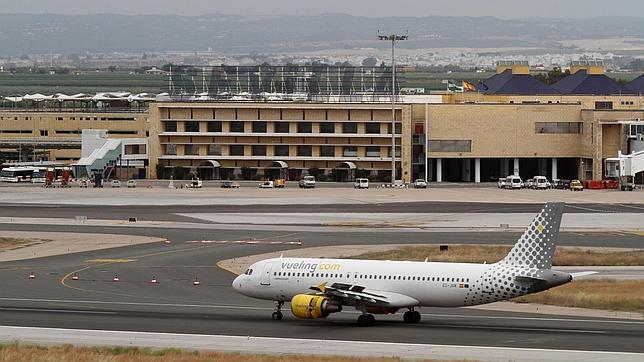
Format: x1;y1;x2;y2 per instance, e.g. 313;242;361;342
353;245;644;266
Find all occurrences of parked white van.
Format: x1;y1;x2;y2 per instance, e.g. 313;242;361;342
533;176;551;189
354;178;369;189
505;175;524;189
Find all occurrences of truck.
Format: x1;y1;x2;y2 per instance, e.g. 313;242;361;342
604;150;644;191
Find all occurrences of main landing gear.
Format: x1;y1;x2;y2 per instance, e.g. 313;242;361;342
356;303;375;327
403;308;421;323
357;313;376;327
272;301;284;320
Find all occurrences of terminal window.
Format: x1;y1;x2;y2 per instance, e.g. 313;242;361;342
207;144;221;156
252;121;267;133
319;146;335;157
252;145;267;156
165;144;177;155
535;122;582;134
366;123;381;134
207;121;222;132
230;121;245;133
297;145;312;157
428;140;472;153
186;121;199;132
343;146;358;157
274;122;290;133
184;144;199;155
164;121;177;132
366;146;380;157
319;122;335;133
595;101;613;110
342;122;358;134
297;122;312;133
275;145;290;157
229;145;244;156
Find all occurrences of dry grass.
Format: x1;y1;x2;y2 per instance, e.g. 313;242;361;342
0;343;462;362
0;237;33;250
513;280;644;314
353;245;644;266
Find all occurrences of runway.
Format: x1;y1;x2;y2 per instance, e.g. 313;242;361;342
0;202;642;223
1;223;643;354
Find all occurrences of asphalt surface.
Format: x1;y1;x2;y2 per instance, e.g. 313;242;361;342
1;223;643;353
1;202;643;223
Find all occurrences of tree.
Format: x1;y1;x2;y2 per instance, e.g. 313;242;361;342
534;67;570;85
361;57;378;67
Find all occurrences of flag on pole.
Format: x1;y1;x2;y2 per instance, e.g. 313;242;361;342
462;81;477;92
446;80;463;93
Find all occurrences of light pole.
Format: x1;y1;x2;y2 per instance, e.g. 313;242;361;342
378;31;407;183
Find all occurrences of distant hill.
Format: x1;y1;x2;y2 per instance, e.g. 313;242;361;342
0;13;642;54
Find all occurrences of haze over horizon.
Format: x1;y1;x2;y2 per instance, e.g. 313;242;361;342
2;0;643;18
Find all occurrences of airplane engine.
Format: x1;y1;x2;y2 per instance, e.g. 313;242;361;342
290;294;342;319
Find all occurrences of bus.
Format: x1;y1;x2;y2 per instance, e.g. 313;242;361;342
0;167;35;183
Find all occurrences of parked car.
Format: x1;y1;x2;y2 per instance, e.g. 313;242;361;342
111;180;121;188
505;175;523;189
187;178;203;188
258;180;274;188
553;179;571;190
127;179;137;188
497;178;506;188
298;176;316;189
221;180;240;188
570;179;584;191
413;179;428;189
533;176;551;189
354;178;369;189
525;177;535;189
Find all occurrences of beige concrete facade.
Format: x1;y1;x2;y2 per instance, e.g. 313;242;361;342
2;93;642;183
0;110;148;162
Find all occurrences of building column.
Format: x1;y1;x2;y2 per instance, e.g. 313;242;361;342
436;158;442;183
474;158;481;183
513;158;520;176
427;158;433;181
462;158;471;182
551;158;558;180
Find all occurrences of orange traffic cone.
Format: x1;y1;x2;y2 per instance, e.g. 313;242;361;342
113;275;120;282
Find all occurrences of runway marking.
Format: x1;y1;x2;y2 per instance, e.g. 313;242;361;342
186;239;302;245
84;258;137;263
566;204;609;213
618;204;644;211
0;307;116;315
0;297;642;325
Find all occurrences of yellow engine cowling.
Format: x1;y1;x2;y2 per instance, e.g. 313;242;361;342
290;294;342;319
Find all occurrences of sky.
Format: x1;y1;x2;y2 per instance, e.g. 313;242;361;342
2;0;643;18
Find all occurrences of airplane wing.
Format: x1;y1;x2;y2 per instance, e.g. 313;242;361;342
310;282;419;307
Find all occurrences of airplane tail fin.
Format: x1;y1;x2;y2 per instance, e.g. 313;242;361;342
499;202;564;269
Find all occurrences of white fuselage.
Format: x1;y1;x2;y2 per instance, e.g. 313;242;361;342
233;257;538;308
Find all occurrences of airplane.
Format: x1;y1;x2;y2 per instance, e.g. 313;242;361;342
232;202;595;326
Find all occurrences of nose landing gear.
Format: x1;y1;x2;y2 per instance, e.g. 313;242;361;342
271;301;284;320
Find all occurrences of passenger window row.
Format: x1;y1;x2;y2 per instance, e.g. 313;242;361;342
273;271;469;283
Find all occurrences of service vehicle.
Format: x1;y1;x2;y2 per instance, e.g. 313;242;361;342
111;180;121;188
221;180;241;188
298;176;316;189
354;178;369;189
127;179;137;188
497;178;506;188
233;203;595;326
258;180;274;188
188;178;203;188
0;167;34;182
570;179;584;191
413;179;427;189
533;176;551;189
505;175;523;189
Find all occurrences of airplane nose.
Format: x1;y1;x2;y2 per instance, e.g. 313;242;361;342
232;275;242;292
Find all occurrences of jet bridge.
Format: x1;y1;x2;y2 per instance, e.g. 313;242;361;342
604;150;644;191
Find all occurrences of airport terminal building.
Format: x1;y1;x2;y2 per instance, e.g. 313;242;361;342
1;63;643;183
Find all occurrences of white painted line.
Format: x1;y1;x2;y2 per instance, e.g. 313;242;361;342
0;325;641;362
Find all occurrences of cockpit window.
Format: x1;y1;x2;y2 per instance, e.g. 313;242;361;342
244;269;253;275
